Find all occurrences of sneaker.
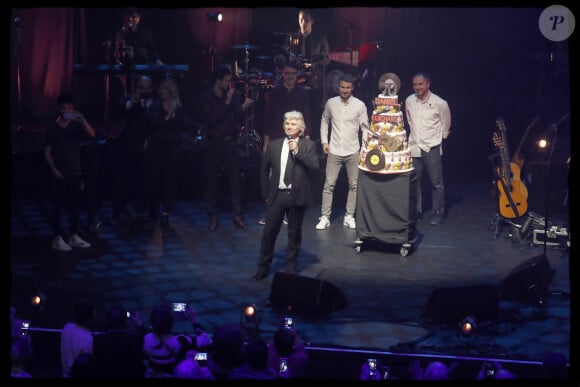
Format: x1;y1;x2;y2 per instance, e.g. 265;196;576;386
315;216;330;230
69;234;91;248
430;211;445;226
283;215;288;225
343;214;356;229
52;235;72;252
257;217;266;225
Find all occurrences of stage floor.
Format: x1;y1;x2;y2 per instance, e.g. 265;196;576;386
9;163;572;379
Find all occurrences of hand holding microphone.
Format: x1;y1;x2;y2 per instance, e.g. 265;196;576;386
287;134;296;158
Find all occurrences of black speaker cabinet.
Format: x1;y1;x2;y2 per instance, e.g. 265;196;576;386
499;254;554;304
423;284;500;324
269;272;347;317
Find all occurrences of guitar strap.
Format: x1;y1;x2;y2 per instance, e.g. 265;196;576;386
497;177;521;219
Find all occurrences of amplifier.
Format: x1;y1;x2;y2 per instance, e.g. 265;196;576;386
533;226;570;248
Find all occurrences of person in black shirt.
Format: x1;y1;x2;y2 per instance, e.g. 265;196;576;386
198;64;254;231
138;78;196;228
44;93;96;252
110;75;163;224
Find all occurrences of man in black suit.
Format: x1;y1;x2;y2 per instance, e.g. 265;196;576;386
251;111;319;282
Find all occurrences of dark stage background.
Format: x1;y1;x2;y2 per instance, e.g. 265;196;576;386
7;6;572;157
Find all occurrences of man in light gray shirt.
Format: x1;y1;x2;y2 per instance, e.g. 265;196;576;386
316;73;369;230
405;72;452;226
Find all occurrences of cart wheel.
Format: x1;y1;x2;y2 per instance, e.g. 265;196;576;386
400;244;410;257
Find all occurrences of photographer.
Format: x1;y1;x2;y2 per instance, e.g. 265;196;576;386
143;303;209;378
267;320;309;378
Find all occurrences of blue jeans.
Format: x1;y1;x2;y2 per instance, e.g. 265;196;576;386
413;145;445;214
320;152;360;218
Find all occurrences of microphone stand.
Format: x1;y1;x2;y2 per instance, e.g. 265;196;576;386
539;112;569;256
14;18;23;134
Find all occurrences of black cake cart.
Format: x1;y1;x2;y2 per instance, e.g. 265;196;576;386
354;168;418;256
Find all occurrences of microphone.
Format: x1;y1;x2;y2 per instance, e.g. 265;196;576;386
286;134;295;158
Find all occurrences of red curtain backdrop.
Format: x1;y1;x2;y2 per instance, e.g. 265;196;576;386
11;8;88;118
9;7;252;121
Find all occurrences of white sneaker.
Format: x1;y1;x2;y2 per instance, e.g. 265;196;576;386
343;215;356;229
315;216;330;230
52;235;72;252
69;234;91;248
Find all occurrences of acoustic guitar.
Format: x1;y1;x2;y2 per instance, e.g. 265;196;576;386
492;118;528;219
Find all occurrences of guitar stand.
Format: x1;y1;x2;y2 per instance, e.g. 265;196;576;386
488;213;522;240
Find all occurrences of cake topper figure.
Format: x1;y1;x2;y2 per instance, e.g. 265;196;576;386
377;73;401;96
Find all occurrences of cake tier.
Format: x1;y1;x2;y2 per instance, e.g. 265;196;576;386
364;130;407;152
358;148;414;174
374;95;399;106
371;111;403;124
370;120;404;134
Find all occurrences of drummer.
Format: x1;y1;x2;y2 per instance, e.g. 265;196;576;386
296;9;330;90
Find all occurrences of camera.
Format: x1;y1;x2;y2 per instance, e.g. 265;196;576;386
367;358;377;377
284;317;293;329
172;302;187;312
382;366;391;380
194;352;207;361
483;362;496;379
62;112;76;120
279;358;288;374
20;320;30;336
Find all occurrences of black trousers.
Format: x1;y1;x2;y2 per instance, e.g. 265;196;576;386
257;190;306;274
204;136;243;217
50;175;82;237
140;140;180;215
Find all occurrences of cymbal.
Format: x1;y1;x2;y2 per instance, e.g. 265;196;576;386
256;55;271;60
231;42;260;50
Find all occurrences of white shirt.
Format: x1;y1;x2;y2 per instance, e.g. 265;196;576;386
279;137;299;189
60;322;93;377
320;95;369;156
405;91;452;157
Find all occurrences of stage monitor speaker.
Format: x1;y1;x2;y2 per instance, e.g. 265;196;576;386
499;254;554;304
269;272;347;317
423;284;500;325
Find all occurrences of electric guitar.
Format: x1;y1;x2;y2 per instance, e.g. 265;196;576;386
492;118;528;219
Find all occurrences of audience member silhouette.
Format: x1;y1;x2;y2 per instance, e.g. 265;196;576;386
92;304;147;378
69;352;99;378
172;355;215;379
60;302;94;377
542;350;568;379
408;359;451;380
11;336;34;378
206;323;246;380
230;337;278;380
267;324;309;378
142;303;183;377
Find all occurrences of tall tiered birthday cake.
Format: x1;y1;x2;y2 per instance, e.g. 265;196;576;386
359;73;413;174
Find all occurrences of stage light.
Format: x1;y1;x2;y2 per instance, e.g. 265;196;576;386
536;136;549;150
459;315;476;338
30;290;47;310
207;12;223;23
240;303;262;330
